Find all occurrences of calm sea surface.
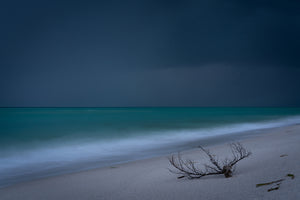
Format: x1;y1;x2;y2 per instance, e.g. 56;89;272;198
1;107;300;187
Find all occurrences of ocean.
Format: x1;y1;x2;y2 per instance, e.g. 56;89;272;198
1;107;300;187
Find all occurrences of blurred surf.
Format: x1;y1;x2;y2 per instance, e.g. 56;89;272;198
0;107;300;187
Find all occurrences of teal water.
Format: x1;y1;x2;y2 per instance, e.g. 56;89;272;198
0;107;300;187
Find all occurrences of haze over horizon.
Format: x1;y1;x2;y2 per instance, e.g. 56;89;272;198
1;0;299;107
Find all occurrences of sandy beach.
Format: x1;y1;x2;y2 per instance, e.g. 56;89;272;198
0;124;299;200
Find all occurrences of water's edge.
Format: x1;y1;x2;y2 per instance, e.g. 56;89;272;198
1;107;300;188
1;122;299;189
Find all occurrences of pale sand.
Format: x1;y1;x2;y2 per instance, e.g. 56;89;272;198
0;125;299;200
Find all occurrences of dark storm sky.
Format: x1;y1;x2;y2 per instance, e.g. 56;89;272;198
1;0;299;107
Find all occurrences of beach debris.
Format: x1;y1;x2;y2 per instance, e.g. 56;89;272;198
280;154;288;157
168;142;251;179
286;173;295;179
256;173;295;192
267;185;280;192
256;179;284;192
256;179;284;187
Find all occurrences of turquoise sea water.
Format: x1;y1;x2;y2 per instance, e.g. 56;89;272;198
1;107;300;187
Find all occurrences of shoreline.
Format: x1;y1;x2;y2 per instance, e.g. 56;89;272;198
0;123;296;189
1;124;299;199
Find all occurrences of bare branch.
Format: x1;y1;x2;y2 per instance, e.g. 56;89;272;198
199;146;223;171
168;142;251;179
228;142;252;167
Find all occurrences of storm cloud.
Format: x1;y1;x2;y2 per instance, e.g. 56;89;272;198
0;0;299;106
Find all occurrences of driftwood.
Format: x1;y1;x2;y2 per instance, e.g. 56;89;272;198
169;142;251;179
256;173;295;192
256;179;284;187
